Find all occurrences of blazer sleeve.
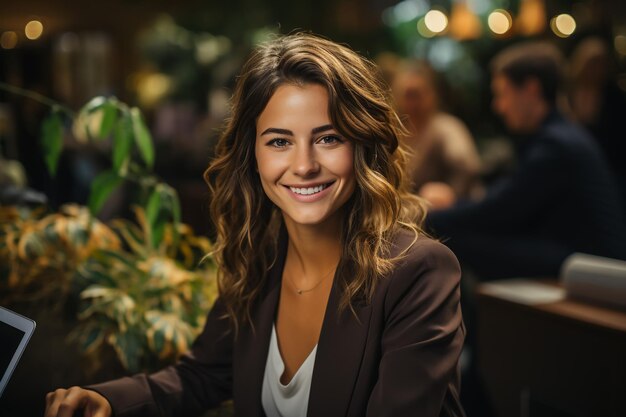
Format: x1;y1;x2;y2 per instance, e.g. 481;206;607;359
86;298;234;417
427;138;569;235
367;239;466;417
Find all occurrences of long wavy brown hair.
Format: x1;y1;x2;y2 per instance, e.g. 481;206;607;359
204;33;427;331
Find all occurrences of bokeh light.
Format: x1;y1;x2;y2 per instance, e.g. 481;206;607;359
488;10;512;35
417;18;435;38
424;10;448;34
551;14;576;38
132;72;172;108
1;31;18;49
25;20;44;40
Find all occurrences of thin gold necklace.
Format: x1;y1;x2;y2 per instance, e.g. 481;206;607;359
286;266;336;295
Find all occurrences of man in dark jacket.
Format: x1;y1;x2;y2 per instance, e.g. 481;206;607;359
427;42;626;280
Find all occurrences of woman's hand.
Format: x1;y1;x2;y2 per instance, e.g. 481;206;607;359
44;386;112;417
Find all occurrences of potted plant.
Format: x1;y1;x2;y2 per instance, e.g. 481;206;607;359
0;84;223;414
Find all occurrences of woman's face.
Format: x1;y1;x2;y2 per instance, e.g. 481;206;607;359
393;72;436;118
255;83;355;228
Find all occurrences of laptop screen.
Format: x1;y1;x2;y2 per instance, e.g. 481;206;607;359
0;320;25;378
0;306;35;398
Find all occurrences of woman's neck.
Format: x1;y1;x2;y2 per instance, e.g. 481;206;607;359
283;215;343;279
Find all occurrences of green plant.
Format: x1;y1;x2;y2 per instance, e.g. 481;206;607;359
1;82;181;249
0;204;120;304
72;206;217;373
55;96;183;248
0;83;218;374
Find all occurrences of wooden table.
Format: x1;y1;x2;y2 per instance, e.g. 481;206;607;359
476;279;626;417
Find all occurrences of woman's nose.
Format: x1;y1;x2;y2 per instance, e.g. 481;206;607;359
291;146;320;177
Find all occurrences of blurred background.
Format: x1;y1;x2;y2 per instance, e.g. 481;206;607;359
1;1;626;416
2;0;626;228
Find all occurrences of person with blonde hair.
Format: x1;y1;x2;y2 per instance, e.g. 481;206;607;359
45;33;466;417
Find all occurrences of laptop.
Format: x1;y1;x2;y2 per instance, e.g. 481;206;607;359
0;306;36;398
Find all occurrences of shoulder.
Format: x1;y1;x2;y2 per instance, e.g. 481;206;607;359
431;113;476;152
431;113;471;138
381;229;461;311
539;113;598;156
388;228;459;269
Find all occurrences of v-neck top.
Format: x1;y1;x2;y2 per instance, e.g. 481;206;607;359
261;324;318;417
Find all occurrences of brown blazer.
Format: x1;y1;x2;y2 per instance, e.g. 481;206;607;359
89;230;466;417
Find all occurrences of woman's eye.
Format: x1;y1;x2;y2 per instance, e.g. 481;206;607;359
268;138;289;147
318;135;342;145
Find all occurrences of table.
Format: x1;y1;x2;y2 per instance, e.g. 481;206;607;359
476;279;626;417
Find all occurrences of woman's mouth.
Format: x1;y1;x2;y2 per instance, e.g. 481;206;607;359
286;181;335;197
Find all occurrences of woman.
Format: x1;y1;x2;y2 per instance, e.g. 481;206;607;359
45;33;466;417
391;60;482;208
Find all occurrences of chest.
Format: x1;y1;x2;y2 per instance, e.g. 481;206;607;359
274;277;333;384
231;273;381;417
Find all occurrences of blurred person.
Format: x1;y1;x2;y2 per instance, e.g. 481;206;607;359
427;42;626;417
567;36;626;206
45;33;466;417
392;60;482;209
374;51;402;90
427;42;626;280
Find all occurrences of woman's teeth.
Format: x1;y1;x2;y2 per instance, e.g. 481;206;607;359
290;183;329;195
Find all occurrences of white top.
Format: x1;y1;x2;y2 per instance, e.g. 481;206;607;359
261;324;318;417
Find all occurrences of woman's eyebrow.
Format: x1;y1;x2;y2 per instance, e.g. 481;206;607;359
260;124;335;136
311;124;334;134
261;127;293;136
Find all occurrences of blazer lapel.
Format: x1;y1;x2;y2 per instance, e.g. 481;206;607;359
233;236;286;417
307;271;373;416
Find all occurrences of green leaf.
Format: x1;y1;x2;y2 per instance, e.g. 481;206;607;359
81;326;105;354
145;312;194;360
130;107;154;169
146;186;164;249
110;329;144;373
168;187;181;245
78;262;118;288
41;112;63;176
96;249;142;273
99;101;117;139
22;233;45;258
146;184;179;250
112;218;147;256
146;186;161;227
151;327;165;355
88;171;123;215
112;117;133;174
67;220;89;247
43;223;59;242
169;187;181;226
151;220;165;250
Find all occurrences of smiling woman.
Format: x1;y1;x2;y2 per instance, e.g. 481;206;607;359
44;33;466;417
255;83;355;227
